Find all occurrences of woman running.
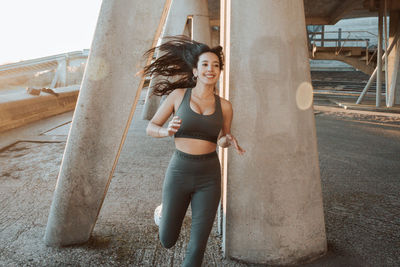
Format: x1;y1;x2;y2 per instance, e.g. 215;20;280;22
142;36;245;267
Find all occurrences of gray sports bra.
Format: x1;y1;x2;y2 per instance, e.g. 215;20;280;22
174;88;223;143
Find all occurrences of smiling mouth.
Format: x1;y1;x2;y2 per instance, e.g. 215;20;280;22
205;74;216;78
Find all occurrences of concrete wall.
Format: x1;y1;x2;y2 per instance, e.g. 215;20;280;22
0;86;79;133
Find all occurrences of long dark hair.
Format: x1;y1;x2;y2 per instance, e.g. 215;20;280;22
141;35;224;96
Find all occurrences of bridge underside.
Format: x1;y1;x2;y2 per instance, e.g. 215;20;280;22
311;48;376;75
208;0;400;26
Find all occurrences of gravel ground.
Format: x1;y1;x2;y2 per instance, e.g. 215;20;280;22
0;97;399;266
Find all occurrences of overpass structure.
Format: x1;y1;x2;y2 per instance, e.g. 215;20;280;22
39;0;400;266
0;50;88;89
0;50;88;132
142;0;400;117
2;1;398;108
303;0;400;107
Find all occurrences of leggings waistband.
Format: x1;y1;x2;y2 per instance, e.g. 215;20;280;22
174;149;218;160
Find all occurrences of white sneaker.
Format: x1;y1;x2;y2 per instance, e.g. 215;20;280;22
154;204;162;226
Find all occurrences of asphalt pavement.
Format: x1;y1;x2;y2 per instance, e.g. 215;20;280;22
0;91;399;266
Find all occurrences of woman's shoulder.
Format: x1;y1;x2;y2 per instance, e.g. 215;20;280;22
168;88;188;108
166;88;186;101
169;88;187;97
218;96;232;111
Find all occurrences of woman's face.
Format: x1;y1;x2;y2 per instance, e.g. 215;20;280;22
193;52;221;86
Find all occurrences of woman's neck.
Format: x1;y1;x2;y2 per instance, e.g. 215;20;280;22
192;83;214;99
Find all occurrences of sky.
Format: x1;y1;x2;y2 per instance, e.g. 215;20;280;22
0;0;102;65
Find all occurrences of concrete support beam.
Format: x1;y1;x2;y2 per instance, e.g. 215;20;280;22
356;27;400;104
59;57;68;87
192;14;211;45
141;0;211;120
388;10;400;106
377;2;383;107
210;27;220;48
50;58;68;88
312;52;375;75
222;0;327;264
44;0;165;246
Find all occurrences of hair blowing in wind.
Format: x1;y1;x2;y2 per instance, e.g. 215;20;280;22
141;35;224;96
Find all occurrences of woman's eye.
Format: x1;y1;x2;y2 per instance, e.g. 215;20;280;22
202;63;208;66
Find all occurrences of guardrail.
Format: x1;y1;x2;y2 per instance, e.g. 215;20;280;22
308;30;377;47
0;50;89;74
0;50;89;89
308;29;378;65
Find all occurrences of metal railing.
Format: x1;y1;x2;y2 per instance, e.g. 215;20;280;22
308;29;378;65
0;50;89;73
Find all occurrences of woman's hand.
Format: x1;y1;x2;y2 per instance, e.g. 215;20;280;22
164;116;181;136
221;134;246;155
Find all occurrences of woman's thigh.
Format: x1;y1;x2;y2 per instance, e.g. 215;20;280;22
190;176;221;238
159;158;192;248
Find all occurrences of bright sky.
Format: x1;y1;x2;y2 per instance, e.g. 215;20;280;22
0;0;102;65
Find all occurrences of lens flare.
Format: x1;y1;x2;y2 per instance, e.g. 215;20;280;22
296;82;313;110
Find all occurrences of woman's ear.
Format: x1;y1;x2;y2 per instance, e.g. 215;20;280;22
193;68;198;77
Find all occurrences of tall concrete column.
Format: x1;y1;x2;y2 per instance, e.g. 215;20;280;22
141;0;211;120
222;0;327;264
388;11;400;106
58;58;68;87
44;0;166;246
210;27;220;48
50;59;67;88
377;3;383;107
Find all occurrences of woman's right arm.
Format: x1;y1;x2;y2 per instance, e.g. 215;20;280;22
146;90;182;138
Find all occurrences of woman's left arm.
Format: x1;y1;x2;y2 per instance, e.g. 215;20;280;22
218;98;245;155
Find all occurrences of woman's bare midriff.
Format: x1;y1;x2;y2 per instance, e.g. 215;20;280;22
175;138;217;155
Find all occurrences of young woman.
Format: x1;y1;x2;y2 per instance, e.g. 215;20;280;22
143;36;245;267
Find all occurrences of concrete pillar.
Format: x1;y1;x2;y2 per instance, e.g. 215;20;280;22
44;0;166;246
222;0;327;264
141;0;211;120
377;3;383;107
59;57;68;87
210;27;220;48
50;65;59;88
388;11;400;106
50;59;67;88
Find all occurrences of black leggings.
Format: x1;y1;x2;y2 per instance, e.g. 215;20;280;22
159;149;221;267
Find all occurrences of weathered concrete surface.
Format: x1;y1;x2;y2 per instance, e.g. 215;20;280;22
0;86;78;133
142;0;212;120
1;91;400;266
223;0;326;264
44;0;166;246
388;10;400;106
